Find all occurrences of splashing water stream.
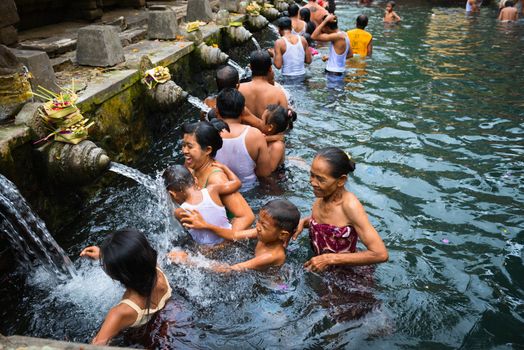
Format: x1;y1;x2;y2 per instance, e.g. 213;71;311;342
251;36;261;50
227;59;247;79
186;94;211;114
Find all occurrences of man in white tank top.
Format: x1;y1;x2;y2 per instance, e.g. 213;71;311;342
268;17;312;77
214;88;275;190
312;14;353;74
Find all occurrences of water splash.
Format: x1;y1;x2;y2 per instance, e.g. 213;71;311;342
228;59;247;80
268;23;280;37
0;174;76;278
109;162;158;193
251;37;261;50
187;94;211;114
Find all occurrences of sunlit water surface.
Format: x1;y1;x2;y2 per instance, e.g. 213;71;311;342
2;1;523;348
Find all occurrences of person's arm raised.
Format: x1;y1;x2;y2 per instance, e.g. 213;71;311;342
241;106;270;133
311;14;336;41
304;194;388;272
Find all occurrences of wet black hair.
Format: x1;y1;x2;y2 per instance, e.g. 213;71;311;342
300;7;311;22
315;147;356;178
265;104;296;134
288;4;300;17
250;50;272;77
387;1;396;7
356;15;368;29
303;32;314;46
322;14;338;30
277;17;292;30
261;199;300;234
162;164;194;192
216;65;239;91
505;0;514;6
216;87;245;119
182;120;230;157
306;21;317;35
101;229;157;305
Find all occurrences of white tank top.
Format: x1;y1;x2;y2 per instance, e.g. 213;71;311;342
181;189;229;245
326;32;350;73
215;126;257;191
281;35;306;76
291;27;306;36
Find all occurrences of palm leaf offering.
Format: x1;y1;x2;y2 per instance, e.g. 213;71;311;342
186;21;206;33
229;21;243;27
141;66;171;90
33;82;94;145
246;2;261;16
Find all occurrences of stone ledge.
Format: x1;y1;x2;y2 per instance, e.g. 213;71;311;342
1;334;134;350
0;124;31;159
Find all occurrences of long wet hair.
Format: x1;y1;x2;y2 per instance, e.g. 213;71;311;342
163;164;194;192
265;104;296;134
182;120;229;157
101;229;158;308
316;147;356;178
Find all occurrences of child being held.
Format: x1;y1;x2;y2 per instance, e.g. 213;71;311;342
384;1;401;23
261;104;296;170
169;199;300;271
163;163;241;246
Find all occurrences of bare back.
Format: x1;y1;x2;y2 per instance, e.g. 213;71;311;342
499;6;518;20
305;2;328;25
239;80;289;118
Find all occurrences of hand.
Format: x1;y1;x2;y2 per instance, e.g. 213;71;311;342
168;250;189;264
80;246;101;260
180;209;208;230
324;14;337;23
322;55;329;62
267;48;275;57
304;254;332;272
292;217;309;241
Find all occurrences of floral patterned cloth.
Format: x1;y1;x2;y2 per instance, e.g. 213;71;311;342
309;218;358;255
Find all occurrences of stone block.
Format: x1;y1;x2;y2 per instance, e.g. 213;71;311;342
76;25;125;67
9;49;57;92
148;10;178;40
186;0;213;22
19;36;77;57
80;8;104;20
0;26;18;46
0;0;19;28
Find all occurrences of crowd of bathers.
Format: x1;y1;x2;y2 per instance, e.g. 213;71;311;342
77;0;413;345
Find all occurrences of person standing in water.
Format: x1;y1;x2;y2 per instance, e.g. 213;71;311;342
80;229;172;345
384;1;401;22
347;15;373;57
292;147;388;272
498;0;519;20
304;0;329;26
466;0;481;13
268;17;312;77
312;14;353;75
288;4;307;36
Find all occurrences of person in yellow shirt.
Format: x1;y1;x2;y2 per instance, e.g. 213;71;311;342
347;15;373;57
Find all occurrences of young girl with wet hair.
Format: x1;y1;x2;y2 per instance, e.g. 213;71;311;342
80;229;172;345
261;104;296;170
292;147;388;272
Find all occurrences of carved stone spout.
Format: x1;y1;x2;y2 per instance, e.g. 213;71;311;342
261;7;281;21
146;80;188;110
37;140;110;185
247;15;269;31
227;26;253;44
197;43;229;66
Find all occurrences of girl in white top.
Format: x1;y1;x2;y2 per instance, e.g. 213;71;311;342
163;163;241;245
80;229;172;345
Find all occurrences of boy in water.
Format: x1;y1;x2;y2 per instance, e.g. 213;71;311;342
384;1;401;23
169;199;300;271
498;0;519;20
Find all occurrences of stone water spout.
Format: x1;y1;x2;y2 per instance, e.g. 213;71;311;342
274;1;289;12
227;25;253;44
146;80;188;110
197;43;229;67
247;15;269;31
261;7;281;21
36;140;110;185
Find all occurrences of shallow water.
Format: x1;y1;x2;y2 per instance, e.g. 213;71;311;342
2;0;523;348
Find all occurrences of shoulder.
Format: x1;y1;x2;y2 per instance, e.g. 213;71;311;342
341;191;364;218
110;302;138;320
246;126;265;143
206;168;227;185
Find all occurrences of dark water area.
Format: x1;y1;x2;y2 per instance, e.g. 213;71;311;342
1;0;523;348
